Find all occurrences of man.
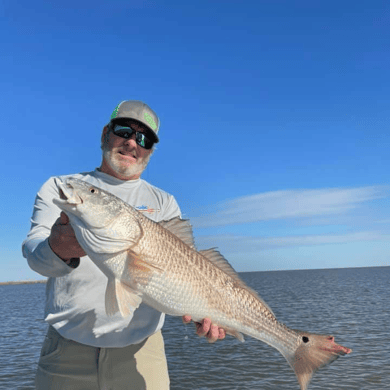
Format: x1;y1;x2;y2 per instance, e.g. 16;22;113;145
22;100;225;390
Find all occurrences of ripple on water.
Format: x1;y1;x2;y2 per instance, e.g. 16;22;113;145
1;267;389;389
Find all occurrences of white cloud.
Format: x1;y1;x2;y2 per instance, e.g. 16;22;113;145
191;186;388;228
195;231;390;252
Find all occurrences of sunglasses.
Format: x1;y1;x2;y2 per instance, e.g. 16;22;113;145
112;124;154;150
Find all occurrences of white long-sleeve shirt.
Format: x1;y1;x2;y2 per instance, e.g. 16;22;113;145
22;169;181;347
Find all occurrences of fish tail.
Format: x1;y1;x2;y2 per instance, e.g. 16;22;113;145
282;330;352;390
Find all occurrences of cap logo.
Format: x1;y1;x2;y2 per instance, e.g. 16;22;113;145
110;103;121;119
144;112;157;131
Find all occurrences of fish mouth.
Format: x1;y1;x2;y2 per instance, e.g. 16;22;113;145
54;181;83;206
59;187;68;200
320;336;352;355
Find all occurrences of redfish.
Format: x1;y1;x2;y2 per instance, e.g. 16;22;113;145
54;178;352;390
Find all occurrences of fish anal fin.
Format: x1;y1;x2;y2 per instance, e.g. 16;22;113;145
224;328;245;343
159;217;196;249
105;278;142;317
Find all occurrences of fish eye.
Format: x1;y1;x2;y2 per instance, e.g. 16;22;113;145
89;188;97;194
302;336;309;343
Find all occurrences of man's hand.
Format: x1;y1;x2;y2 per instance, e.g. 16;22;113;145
182;315;226;343
48;212;86;263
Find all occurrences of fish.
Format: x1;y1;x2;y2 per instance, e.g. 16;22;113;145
53;178;352;390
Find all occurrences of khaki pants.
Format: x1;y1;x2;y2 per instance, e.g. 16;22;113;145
35;326;170;390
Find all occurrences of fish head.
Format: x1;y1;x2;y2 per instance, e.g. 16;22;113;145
296;331;352;357
53;178;125;230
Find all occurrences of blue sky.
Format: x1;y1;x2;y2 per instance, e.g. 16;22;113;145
1;0;389;282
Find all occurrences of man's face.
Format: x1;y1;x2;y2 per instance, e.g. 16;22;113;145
100;120;154;180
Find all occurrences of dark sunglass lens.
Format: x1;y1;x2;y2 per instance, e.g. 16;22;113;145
113;125;153;149
114;129;133;139
136;132;153;149
136;133;146;148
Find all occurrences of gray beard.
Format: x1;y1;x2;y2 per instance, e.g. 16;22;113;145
102;148;152;178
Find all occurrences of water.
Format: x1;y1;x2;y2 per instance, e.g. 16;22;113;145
0;267;389;389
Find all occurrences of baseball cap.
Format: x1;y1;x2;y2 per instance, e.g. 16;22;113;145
109;100;160;143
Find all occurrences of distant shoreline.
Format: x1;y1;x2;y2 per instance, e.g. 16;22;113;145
0;280;47;286
1;264;388;286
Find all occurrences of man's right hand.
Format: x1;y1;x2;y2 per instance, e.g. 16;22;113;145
48;212;86;263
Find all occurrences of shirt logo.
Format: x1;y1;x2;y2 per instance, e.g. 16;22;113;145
136;205;160;214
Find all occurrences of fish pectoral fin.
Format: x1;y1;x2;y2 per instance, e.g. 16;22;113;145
105;278;143;317
127;251;164;274
105;279;120;316
116;280;143;317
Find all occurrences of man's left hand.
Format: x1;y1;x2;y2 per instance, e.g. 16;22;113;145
182;315;226;343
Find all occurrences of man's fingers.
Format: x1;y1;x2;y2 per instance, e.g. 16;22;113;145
53;212;69;228
218;328;226;340
207;324;219;343
182;315;226;342
49;213;86;260
196;318;211;338
59;211;69;224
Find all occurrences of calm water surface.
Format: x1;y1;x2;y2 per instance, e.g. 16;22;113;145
0;267;389;389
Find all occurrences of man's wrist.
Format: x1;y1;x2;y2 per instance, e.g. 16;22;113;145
63;257;80;269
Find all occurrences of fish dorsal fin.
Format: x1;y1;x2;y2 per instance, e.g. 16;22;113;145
200;248;239;278
159;217;196;249
200;248;276;318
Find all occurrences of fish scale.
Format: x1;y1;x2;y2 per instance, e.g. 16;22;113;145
54;178;352;390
